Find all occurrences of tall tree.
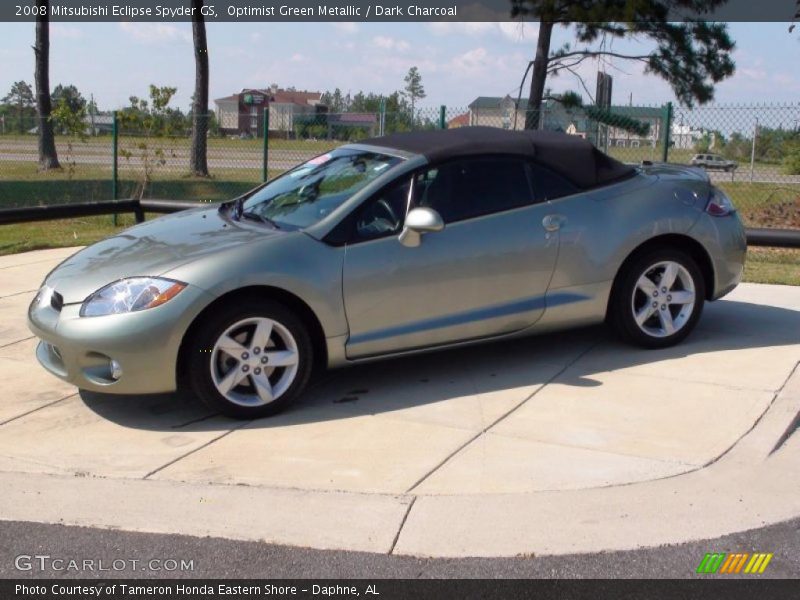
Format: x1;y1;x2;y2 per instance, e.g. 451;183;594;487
510;0;736;130
51;84;86;132
51;84;86;114
403;66;426;123
190;0;210;176
2;81;35;133
33;0;59;169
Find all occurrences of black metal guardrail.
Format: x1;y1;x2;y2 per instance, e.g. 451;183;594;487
0;199;798;248
0;199;209;226
744;228;800;248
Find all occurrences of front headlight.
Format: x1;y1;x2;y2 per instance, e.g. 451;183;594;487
80;277;186;317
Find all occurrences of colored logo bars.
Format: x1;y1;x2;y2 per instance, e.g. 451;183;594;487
696;552;773;574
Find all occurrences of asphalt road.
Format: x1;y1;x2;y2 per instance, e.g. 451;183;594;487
1;518;798;579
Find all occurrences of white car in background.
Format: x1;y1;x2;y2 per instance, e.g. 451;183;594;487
690;153;738;172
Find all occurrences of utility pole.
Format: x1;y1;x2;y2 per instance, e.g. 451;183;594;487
379;97;385;136
90;93;95;136
749;117;758;183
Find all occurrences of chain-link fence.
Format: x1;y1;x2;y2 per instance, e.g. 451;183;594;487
2;103;799;232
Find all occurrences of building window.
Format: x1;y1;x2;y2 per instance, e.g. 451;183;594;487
250;106;258;130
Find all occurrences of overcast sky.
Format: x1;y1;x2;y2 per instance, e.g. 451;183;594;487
0;21;798;112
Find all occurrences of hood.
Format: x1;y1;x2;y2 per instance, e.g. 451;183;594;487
46;206;283;303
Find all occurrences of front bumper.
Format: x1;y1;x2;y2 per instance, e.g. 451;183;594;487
27;284;214;394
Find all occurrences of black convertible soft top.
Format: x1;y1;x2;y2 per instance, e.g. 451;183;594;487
360;126;635;189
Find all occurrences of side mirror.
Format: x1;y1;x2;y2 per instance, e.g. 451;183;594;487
398;207;444;247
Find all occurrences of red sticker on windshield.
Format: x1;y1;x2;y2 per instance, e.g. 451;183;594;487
308;154;332;165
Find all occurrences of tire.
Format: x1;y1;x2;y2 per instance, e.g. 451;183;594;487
184;299;314;419
609;248;705;349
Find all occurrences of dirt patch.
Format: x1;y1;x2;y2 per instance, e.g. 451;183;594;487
746;195;800;229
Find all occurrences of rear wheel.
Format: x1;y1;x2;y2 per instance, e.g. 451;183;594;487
609;248;705;348
185;299;313;419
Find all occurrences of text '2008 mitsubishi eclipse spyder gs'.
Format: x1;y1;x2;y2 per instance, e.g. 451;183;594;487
28;127;746;418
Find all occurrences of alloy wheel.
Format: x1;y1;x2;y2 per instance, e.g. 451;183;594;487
210;317;300;407
630;260;696;338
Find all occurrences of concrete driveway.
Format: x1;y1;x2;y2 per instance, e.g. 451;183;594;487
1;247;798;557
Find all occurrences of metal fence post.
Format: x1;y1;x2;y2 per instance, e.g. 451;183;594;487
439;105;447;129
661;102;673;163
262;107;270;182
379;98;386;136
750;117;758;183
112;110;118;226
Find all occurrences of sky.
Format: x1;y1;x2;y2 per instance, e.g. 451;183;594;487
0;21;798;113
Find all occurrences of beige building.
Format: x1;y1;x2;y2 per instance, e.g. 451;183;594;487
467;96;530;130
213;85;324;136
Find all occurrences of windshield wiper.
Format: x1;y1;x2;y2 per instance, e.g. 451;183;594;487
241;210;280;229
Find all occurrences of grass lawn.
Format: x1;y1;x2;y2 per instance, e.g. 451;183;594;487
717;181;800;225
1;132;343;153
0;162;276;255
744;248;800;286
0;214;141;256
0;162;282;207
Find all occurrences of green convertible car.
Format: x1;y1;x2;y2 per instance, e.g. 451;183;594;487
28;128;746;418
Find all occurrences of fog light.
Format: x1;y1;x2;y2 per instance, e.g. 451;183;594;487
110;359;123;380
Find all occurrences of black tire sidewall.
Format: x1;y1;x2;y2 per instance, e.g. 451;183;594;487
612;248;706;349
186;299;314;419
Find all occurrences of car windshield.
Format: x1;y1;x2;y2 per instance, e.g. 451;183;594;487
240;148;403;230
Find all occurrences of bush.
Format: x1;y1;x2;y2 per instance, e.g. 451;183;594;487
783;143;800;175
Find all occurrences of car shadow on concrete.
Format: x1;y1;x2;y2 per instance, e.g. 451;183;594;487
78;299;800;432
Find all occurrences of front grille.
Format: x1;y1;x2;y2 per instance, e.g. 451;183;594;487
50;290;64;312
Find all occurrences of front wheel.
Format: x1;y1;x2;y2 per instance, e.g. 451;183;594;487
609;249;705;349
185;299;314;419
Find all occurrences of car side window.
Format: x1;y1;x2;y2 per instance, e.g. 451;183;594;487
415;157;533;224
353;177;413;241
527;162;579;201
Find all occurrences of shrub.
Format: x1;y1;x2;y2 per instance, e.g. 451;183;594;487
783;143;800;175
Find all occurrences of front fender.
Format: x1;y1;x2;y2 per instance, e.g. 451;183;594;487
162;233;348;339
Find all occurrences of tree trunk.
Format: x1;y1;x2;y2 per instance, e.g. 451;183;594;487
524;20;554;131
190;0;209;177
34;0;59;170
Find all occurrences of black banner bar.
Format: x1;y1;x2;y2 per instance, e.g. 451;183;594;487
3;579;800;600
2;0;800;22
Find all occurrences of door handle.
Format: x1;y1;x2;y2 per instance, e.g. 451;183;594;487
542;214;566;232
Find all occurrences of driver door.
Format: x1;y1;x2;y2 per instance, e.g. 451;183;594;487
341;157;560;359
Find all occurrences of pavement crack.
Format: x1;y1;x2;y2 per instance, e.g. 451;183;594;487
142;420;252;480
0;289;38;300
0;336;35;350
0;393;76;427
388;496;416;555
404;342;599;493
170;412;219;429
696;358;800;469
768;359;800;456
